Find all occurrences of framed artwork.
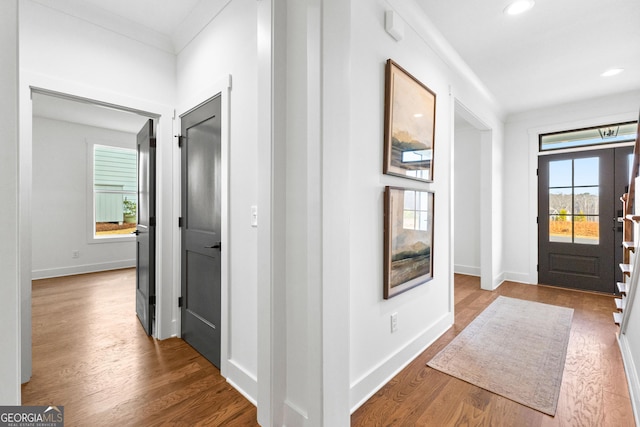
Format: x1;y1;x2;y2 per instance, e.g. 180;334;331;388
384;186;434;299
384;59;436;182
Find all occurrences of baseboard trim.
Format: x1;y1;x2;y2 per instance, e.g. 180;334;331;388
157;320;178;340
225;359;258;407
349;311;454;413
283;399;308;426
453;264;480;276
618;333;640;426
503;271;533;284
493;272;505;290
455;269;532;286
32;260;136;280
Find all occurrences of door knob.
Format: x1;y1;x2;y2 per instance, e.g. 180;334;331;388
205;242;222;250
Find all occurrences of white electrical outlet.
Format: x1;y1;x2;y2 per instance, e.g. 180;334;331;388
390;312;398;333
72;250;80;259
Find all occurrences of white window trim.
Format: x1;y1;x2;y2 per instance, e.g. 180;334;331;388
86;139;136;244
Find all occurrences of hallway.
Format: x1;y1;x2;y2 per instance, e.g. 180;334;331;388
22;270;636;425
352;275;635;426
22;269;258;426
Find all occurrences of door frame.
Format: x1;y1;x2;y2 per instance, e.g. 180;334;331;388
19;73;174;383
175;75;231;379
528;113;639;285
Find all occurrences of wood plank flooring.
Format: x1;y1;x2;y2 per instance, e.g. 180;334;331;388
23;271;636;426
22;268;258;426
352;274;636;426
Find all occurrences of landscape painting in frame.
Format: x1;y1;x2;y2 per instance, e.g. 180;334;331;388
384;186;434;299
384;59;436;182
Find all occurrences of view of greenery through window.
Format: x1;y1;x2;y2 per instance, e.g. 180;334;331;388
548;157;599;245
94;145;137;237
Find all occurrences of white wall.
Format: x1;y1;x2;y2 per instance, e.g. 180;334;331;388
0;0;20;405
283;1;312;418
176;0;259;403
348;1;451;407
348;0;505;410
256;1;285;423
454;124;481;275
31;117;136;279
19;0;178;384
272;1;354;424
503;90;640;284
20;1;175;106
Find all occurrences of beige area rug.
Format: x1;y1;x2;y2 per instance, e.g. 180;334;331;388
427;296;573;416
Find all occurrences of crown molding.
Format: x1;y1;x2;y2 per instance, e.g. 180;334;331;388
27;0;175;54
171;0;232;54
387;0;504;120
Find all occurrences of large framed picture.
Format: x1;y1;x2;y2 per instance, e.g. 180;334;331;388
384;186;434;299
384;59;436;182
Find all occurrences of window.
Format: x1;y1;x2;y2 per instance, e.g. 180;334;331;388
93;144;137;239
548;157;599;245
540;121;637;151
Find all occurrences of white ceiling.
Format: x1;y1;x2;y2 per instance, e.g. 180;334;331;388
32;93;152;135
30;0;640;127
76;0;201;37
416;0;640;115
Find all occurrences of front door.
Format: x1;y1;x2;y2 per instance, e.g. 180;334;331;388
135;119;156;335
180;96;222;368
538;147;632;293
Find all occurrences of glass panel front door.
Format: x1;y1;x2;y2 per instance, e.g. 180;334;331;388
548;157;599;245
538;148;624;293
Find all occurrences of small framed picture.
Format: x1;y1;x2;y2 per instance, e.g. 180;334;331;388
384;59;436;182
384;186;434;299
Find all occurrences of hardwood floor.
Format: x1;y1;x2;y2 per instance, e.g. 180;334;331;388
352;274;636;426
23;271;636;426
22;269;258;426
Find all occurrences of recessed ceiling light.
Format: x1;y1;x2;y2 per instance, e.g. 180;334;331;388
413;113;424;118
601;68;624;77
504;0;535;16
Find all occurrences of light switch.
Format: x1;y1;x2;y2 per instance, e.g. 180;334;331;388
251;205;258;227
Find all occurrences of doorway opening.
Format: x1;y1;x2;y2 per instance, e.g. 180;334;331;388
454;111;482;278
30;90;156;276
453;101;493;289
26;89;159;398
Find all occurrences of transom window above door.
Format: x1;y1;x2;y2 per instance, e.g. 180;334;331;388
540;121;637;152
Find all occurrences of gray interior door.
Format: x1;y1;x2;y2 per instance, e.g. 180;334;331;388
135;119;156;335
181;96;222;368
538;147;628;293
